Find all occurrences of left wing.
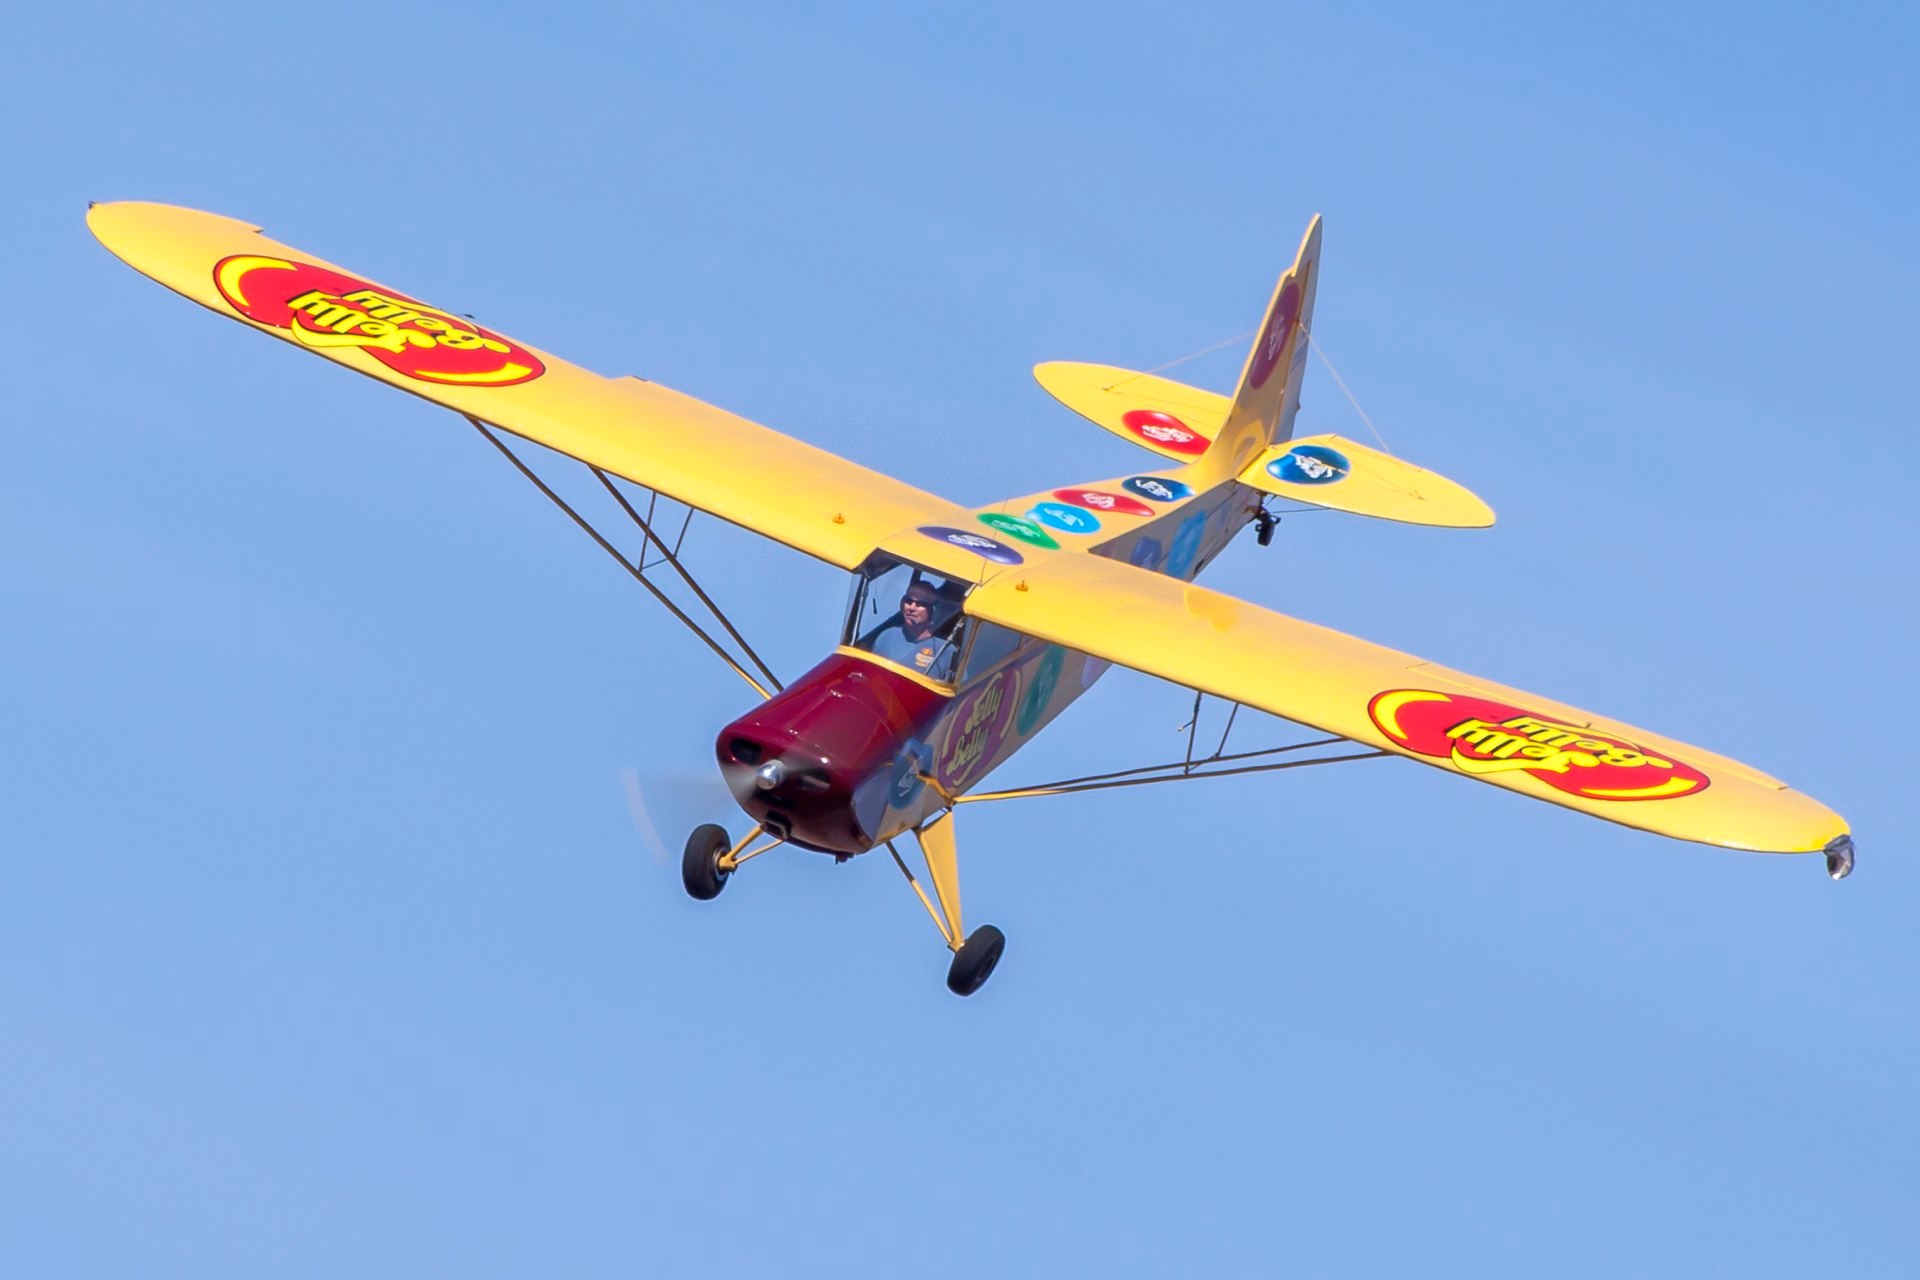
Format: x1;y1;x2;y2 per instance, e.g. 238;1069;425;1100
965;553;1847;855
88;202;966;569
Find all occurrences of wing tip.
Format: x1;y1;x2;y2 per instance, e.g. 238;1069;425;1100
86;200;265;259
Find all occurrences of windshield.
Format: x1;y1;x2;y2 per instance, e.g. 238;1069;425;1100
844;554;970;684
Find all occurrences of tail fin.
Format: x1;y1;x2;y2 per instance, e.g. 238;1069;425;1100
1191;215;1322;483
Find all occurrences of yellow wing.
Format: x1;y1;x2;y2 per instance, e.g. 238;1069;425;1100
965;554;1847;855
88;202;966;569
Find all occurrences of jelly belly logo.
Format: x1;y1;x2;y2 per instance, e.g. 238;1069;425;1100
1247;269;1307;391
1127;536;1164;572
1121;410;1209;456
1053;488;1155;518
938;668;1020;791
213;256;545;387
1030;502;1101;536
889;737;935;807
976;511;1058;550
1166;511;1207;578
1122;475;1192;504
1368;690;1710;801
1015;646;1065;736
917;526;1024;565
1269;443;1349;485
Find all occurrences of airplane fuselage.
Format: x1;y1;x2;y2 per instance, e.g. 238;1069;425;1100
718;469;1262;854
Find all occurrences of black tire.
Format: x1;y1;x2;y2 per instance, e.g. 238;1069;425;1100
682;823;731;901
946;924;1006;996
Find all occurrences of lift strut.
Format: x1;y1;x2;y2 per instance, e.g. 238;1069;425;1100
465;416;783;699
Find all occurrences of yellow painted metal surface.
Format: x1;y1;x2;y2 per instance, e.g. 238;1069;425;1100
1244;434;1495;528
872;525;1029;585
831;645;957;696
887;841;958;948
95;201;1848;862
965;553;1848;854
1193;216;1323;484
1032;362;1228;461
915;811;964;948
88;201;966;570
1033;214;1319;481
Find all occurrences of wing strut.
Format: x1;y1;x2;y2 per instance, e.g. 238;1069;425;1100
956;736;1388;805
1179;692;1244;772
466;416;784;700
584;464;784;690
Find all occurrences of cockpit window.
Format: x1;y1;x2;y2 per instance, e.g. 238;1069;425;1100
958;620;1025;681
844;555;970;684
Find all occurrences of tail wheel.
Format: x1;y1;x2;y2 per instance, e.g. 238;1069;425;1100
946;924;1006;996
682;823;732;901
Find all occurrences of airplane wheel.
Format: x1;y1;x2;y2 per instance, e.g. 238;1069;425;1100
946;924;1006;996
682;824;731;901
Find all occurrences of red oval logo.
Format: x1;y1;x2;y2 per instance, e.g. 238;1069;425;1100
1247;278;1302;391
213;255;545;388
1368;690;1709;801
1121;409;1209;456
1052;488;1155;517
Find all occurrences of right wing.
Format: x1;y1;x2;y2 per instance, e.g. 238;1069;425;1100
965;552;1847;855
89;202;966;569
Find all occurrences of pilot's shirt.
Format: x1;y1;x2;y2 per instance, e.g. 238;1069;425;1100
866;621;957;681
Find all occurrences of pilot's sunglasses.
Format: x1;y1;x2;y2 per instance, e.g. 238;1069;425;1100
902;595;935;606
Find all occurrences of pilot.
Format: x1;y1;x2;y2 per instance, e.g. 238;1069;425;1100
865;578;962;680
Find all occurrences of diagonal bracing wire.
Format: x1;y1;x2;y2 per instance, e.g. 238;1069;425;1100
1103;329;1258;392
465;416;781;699
1306;331;1392;455
957;736;1389;805
587;467;783;691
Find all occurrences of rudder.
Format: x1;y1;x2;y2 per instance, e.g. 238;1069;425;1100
1191;215;1323;483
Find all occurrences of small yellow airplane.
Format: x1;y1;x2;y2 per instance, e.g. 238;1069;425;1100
90;202;1853;995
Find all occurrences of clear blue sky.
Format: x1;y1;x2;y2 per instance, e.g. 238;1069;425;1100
5;2;1914;1274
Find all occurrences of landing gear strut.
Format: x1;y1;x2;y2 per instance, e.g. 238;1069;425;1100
681;824;785;900
684;811;1006;996
889;811;1005;997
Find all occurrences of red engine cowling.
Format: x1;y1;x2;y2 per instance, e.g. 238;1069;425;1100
716;651;949;854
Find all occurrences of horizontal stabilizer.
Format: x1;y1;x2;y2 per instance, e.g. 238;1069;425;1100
1032;361;1227;461
1241;435;1494;528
